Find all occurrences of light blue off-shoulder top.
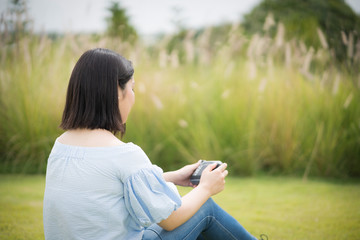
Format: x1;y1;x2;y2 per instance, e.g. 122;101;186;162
43;139;181;240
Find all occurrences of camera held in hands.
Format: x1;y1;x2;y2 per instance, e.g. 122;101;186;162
190;160;223;185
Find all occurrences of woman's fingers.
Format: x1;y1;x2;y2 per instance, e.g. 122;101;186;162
217;163;227;172
193;161;201;168
204;162;228;173
204;163;217;171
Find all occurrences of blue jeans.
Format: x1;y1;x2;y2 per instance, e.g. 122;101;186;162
142;198;257;240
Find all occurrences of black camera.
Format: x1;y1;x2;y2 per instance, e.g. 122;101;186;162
190;160;222;185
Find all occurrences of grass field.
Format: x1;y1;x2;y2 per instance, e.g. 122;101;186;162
0;175;359;240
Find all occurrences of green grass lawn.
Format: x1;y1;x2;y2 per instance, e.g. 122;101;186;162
0;175;359;240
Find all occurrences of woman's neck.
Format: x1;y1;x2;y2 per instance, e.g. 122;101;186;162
57;128;124;147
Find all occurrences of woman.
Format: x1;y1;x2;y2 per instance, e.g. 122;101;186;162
43;48;257;240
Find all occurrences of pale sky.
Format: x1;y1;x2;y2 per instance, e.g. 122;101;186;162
0;0;359;35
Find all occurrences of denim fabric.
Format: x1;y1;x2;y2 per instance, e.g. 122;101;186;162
142;198;257;240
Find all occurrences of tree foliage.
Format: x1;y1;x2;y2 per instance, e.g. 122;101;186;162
1;0;33;43
242;0;360;62
106;1;137;42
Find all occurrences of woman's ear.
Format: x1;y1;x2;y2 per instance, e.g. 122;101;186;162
118;87;124;101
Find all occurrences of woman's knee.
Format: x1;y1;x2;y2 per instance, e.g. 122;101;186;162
142;198;217;240
142;228;162;240
201;198;216;211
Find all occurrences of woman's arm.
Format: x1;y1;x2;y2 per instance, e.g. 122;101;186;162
158;163;228;231
163;162;200;187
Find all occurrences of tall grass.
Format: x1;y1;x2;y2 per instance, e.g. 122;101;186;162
0;19;359;177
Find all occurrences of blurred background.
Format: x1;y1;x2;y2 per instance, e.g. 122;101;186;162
0;0;359;179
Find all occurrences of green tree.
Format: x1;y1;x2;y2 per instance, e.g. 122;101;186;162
106;1;137;42
242;0;360;62
1;0;32;43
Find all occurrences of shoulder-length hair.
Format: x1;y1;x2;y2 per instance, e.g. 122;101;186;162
60;48;134;137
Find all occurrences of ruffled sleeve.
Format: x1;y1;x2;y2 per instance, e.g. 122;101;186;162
123;165;182;227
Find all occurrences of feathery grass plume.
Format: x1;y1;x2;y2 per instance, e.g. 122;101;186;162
341;31;348;45
217;45;232;65
230;21;240;33
224;61;235;79
267;56;274;76
320;71;329;91
178;119;188;128
263;13;275;32
184;29;195;64
285;42;292;69
229;20;240;45
67;33;81;55
347;32;354;59
221;89;230;99
0;13;7;37
299;41;307;54
170;49;179;68
138;82;146;93
159;49;168;68
21;37;32;75
275;23;285;48
228;22;244;54
258;78;267;93
290;40;303;67
97;37;109;49
247;60;257;80
300;47;314;80
157;35;171;68
0;13;10;45
314;48;328;64
317;28;328;49
247;33;259;59
0;44;7;67
230;36;245;56
343;93;353;109
35;33;49;61
354;40;360;64
190;81;199;89
151;94;164;110
228;23;246;58
332;74;340;95
303;122;324;182
255;35;271;60
129;50;138;67
197;27;212;65
247;34;272;66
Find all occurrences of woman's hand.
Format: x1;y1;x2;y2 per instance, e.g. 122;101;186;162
159;162;229;231
198;163;228;196
163;161;200;187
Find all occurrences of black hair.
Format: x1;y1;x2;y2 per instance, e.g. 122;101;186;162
60;48;134;137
